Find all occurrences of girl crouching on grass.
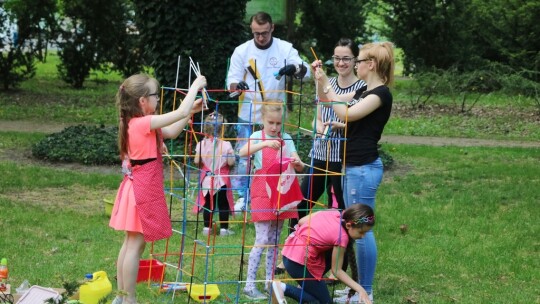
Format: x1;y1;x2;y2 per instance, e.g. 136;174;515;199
270;203;374;304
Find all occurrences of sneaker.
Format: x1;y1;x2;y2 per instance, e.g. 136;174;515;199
111;297;123;304
333;292;373;304
270;281;287;304
334;292;358;303
244;287;268;300
202;227;211;236
334;287;350;296
220;228;235;236
234;197;246;213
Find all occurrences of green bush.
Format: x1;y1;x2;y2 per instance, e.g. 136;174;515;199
32;125;119;165
378;145;394;170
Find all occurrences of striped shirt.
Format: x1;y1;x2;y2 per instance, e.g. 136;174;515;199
310;77;366;162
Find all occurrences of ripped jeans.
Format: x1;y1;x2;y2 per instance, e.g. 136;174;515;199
342;157;383;294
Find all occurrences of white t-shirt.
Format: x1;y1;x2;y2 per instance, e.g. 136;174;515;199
227;37;310;122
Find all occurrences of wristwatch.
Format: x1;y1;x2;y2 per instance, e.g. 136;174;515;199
323;85;332;94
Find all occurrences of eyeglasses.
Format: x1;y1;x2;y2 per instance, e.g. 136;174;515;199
332;56;355;64
148;93;160;101
252;31;271;38
356;58;371;64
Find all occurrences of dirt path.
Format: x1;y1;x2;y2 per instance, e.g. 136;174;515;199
2;119;539;148
380;135;540;148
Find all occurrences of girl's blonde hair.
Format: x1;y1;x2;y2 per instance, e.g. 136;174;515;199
261;100;286;119
203;112;227;137
116;74;159;160
360;42;395;86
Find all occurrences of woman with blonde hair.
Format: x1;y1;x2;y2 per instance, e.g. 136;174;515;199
312;42;395;303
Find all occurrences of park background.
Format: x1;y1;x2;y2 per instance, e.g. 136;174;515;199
0;0;539;303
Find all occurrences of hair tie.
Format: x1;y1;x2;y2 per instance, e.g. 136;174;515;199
350;215;375;225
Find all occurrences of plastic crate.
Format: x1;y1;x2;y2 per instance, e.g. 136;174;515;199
136;259;165;283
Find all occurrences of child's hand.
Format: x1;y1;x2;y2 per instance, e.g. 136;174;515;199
191;98;205;114
290;156;304;171
194;75;207;89
290;156;301;165
161;143;169;155
265;140;282;150
359;291;372;304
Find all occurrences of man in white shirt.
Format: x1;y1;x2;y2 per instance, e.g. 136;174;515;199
227;11;310;210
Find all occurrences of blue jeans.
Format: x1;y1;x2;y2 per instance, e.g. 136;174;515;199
283;256;331;304
342;157;383;294
232;121;253;200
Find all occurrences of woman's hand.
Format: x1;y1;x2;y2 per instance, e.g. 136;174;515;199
311;60;322;71
315;123;325;137
325;121;345;131
311;61;327;83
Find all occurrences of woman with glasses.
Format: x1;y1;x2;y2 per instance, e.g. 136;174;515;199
277;37;366;277
312;42;395;303
296;38;365;220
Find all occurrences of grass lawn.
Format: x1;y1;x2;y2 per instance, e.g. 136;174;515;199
0;56;539;303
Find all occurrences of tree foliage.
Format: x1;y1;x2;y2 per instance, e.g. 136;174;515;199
132;0;249;118
383;0;539;79
56;0;137;88
0;0;57;90
294;0;369;61
382;0;475;74
468;0;540;81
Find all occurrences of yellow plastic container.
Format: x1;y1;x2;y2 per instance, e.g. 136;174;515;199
188;284;220;302
79;271;112;304
103;198;114;216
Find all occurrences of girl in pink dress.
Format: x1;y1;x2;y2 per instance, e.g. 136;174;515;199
109;73;206;304
193;113;235;236
238;102;305;300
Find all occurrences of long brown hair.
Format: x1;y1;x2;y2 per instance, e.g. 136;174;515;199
342;204;375;297
116;74;159;160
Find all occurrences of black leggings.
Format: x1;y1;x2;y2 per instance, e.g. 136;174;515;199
203;186;230;229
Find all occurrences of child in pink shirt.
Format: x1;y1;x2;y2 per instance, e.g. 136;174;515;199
110;73;206;304
273;204;375;304
194;113;235;236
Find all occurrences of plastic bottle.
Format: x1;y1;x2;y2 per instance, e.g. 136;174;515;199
79;271;112;304
0;258;8;292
